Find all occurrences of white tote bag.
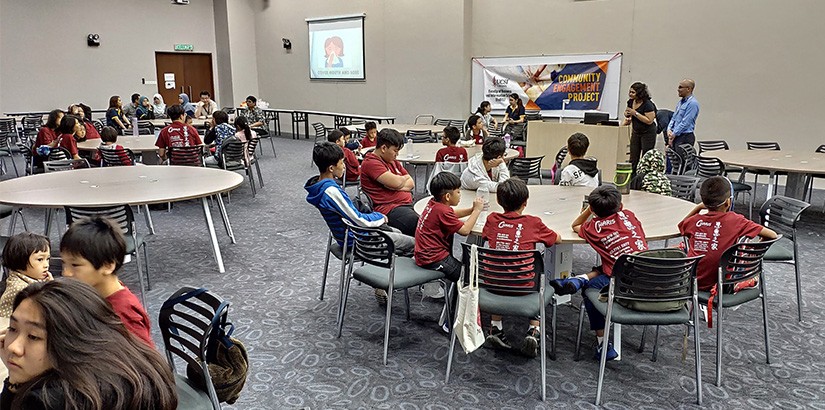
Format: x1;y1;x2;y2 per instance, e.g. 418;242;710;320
453;244;485;354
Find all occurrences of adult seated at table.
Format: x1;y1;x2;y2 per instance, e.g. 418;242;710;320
155;104;203;162
360;129;417;236
194;90;218;119
243;96;268;133
460;136;510;192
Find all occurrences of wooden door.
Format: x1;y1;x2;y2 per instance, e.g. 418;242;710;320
154;52;214;109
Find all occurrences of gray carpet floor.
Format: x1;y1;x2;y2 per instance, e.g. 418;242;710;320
2;135;825;409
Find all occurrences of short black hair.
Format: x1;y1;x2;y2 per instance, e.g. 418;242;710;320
338;127;351;136
246;95;257;104
466;114;482;131
327;129;345;143
167;104;185;121
1;232;50;272
60;216;126;274
131;93;140;103
482;137;506;161
100;126;118;143
213;110;228;125
200;90;210;97
700;176;731;211
568;133;589;157
313;142;344;173
376;129;404;150
364;121;377;131
56;115;79;135
587;185;623;218
429;172;461;201
496;178;529;212
443;126;460;144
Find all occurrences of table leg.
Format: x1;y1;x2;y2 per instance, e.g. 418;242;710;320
291;113;298;139
143;205;156;235
304;114;310;140
784;172;808;200
614;324;622;361
44;209;53;236
201;197;226;273
215;194;236;244
766;171;776;201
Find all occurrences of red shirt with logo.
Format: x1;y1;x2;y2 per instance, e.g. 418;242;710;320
579;209;648;276
155;122;202;149
35;127;58;150
57;134;78;156
483;211;558;251
342;147;360;181
414;199;464;266
360;152;412;214
678;211;764;290
360;136;376;149
435;146;469;163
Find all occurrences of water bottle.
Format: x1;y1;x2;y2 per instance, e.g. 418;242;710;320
477;186;490;211
406;138;414;158
503;133;511;148
614;162;632;195
132;117;138;137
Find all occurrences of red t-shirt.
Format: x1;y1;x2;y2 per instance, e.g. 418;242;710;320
435;146;469;163
415;199;464;266
360;152;412;214
83;121;101;140
106;286;154;347
57;134;78;156
35;127;58;150
343;147;360;181
155;122;202;149
360;136;376;149
483;211;558;251
471;130;484;145
579;209;648;276
678;211;764;290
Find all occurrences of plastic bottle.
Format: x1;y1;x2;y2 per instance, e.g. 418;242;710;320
406;138;414;158
132;117;138;137
477;185;490;211
503;133;511;148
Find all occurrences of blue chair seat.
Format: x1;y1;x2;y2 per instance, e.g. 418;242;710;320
353;257;443;290
479;287;554;317
763;238;794;261
174;374;213;410
583;287;691;326
697;288;760;308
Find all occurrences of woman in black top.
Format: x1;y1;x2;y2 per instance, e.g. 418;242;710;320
502;93;526;135
623;82;657;175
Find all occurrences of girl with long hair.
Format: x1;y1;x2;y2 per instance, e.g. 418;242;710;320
105;96;129;132
623;82;657;174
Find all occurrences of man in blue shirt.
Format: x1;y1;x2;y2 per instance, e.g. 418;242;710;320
667;79;699;148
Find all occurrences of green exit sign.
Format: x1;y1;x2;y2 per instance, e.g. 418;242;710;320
174;44;194;52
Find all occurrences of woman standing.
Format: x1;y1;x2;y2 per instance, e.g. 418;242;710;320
623;82;657;175
105;96;130;132
502;93;525;135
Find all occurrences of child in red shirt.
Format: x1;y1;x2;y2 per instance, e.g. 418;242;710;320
60;216;154;347
56;115;86;160
481;178;558;357
466;114;486;145
328;129;360;181
155;104;202;161
551;185;648;360
360;129;418;236
99;126;134;166
359;121;378;149
435;126;468;163
679;176;776;291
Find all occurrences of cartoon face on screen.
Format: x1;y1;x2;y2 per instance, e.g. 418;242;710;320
324;36;344;68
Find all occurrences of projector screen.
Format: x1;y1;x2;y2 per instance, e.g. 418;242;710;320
307;15;365;80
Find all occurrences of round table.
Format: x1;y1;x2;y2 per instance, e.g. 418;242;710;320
709;149;825;200
148;118;209;128
394;143;519;165
0;166;243;273
77;135;159;153
358;123;445;134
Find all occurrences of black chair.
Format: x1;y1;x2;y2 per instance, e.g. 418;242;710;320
92;119;105;134
136;120;155;135
433;118;451;127
0;132;19;177
445;244;557;401
167;145;205;167
697;140;742;175
742;141;785;196
574;249;703;405
43;158;90;173
217;141;258;197
524;110;542;121
803;144;825;204
310;122;327;166
337;220;446;365
695;156;754;218
759;196;810;321
99;147;136;166
405;129;433;143
414;114;434;125
508;156;545;184
696;237;780;386
666;174;701;202
505;123;527;147
158;286;226;409
46;147;72;162
244;137;264;189
21;116;43;136
552;146;568;184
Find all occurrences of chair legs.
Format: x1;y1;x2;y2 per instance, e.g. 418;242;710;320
594;300;615;405
320;235;333;301
539;297;547;401
574;299;586;361
692;300;703;405
760;274;772;365
383;284;395;365
715;293;724;386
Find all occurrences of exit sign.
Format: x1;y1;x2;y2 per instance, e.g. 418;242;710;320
174;44;194;52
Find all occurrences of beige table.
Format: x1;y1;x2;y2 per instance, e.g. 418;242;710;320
77;135;159;153
148;118;209;128
0;166;243;273
710;149;825;200
414;185;696;359
394;143;519;165
361;123;446;135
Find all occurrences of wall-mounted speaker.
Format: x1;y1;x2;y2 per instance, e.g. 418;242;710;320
87;34;100;47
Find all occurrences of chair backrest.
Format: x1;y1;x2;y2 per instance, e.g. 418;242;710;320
221;106;236;114
312;122;326;138
426;162;468;194
665;147;683;175
433;118;451;127
220;141;247;170
508;156;544;181
43;158;90;173
448;119;465;129
47;147;72;161
17;141;34;174
21;116;42;132
414;114;434;125
524;110;542;121
679;144;697;173
758;196;810;241
136;120;155;135
694;156;725;179
460;243;544;295
611;249;702;303
666;174;700;202
552;146;568;184
488;122;503;137
99;147;136;166
815;144;825;154
0;118;17;139
168;145;204;167
717;237;780;286
0;134;13;151
506;122;527;141
92;119;105;133
245;137;259;158
697;140;730;154
405;130;433;143
341;219;395;269
63;205;135;238
746;141;780;150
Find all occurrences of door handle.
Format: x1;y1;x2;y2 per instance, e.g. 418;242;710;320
188;86;192;99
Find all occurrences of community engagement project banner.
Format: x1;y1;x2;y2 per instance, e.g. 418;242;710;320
471;53;623;119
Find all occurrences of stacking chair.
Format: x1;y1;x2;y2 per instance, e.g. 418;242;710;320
17;141;37;175
759;196;810;321
21;116;42;137
0;133;18;177
0;205;27;236
99;147;136;166
445;244;557;401
167;145;205;167
43;158;90;173
425;161;467;195
742;141;784;196
508;156;545;184
697;139;742;176
666;174;701;202
433;118;451;127
405;129;433;143
158;286;227;409
217;141;258;197
524;110;542;121
573;249;703;405
244;137;264;189
505;123;527;147
46;147;72;162
695;156;754;218
552;146;568;184
92;119;105;134
447;119;465;130
803;144;825;204
64;205;151;306
310;122;327;166
487;122;503;137
697;237;780;386
337;219;446;365
414;114;434;125
136;120;155;135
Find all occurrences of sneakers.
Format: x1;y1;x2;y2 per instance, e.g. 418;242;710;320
485;326;511;350
550;277;587;295
374;288;388;306
520;328;540;357
593;341;618;361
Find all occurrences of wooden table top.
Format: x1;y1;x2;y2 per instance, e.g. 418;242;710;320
710;149;825;174
76;136;160;153
413;185;696;243
363;123;446;134
148;119;209;128
394;143;518;165
0;166;243;207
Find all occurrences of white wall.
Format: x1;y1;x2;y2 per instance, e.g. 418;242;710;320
0;0;218;113
227;0;260;105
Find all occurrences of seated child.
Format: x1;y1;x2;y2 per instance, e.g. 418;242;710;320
679;176;777;293
466;114;486;145
481;178;558;357
204;110;236;166
630;149;671;195
550;185;648;360
98;126;133;165
415;172;483;282
435;126;468;163
0;232;53;318
360;121;378;149
60;216;154;346
341;127;360;151
559;133;599;187
461;137;510;192
328;129;360;182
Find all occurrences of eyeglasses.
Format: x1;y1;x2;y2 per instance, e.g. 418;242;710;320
678;86;689;89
